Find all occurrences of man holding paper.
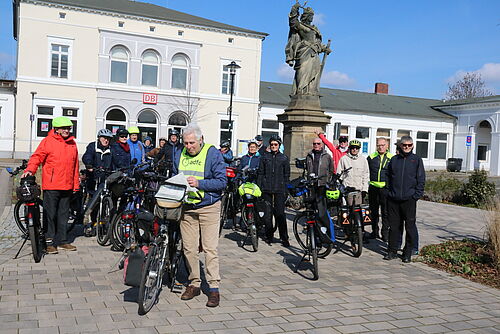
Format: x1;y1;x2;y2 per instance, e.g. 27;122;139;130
174;123;227;307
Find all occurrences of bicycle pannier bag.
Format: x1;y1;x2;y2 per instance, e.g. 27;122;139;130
16;176;41;202
123;247;145;287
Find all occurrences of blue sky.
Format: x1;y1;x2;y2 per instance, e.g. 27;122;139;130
1;0;499;99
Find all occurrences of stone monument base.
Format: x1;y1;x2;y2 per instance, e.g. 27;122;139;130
277;95;331;177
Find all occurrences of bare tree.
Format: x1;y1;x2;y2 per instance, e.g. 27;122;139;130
0;64;16;80
445;72;493;100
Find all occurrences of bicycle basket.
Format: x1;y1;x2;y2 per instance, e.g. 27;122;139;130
155;182;187;208
16;176;41;201
106;171;126;197
238;182;262;197
287;177;307;197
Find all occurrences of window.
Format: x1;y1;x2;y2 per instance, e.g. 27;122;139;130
105;108;127;135
434;133;448;160
142;50;159;86
376;128;391;148
356;126;369;139
138;110;158;144
228;38;234;43
477;145;488;161
220;120;232;144
416;131;429;159
110;46;129;83
62;108;78;117
51;44;69;78
59;12;66;19
171;54;188;89
221;63;238;95
178;30;184;36
0;107;2;131
397;129;410;139
168;111;189;135
118;21;124;27
149;26;155;32
261;119;280;143
340;125;349;136
36;106;54;138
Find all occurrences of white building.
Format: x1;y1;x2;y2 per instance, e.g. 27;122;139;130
11;0;266;157
0;80;15;158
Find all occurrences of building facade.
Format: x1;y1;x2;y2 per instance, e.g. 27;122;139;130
0;80;16;157
12;0;266;157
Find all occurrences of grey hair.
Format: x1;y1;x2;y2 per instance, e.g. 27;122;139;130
400;135;413;144
376;137;388;144
182;123;203;140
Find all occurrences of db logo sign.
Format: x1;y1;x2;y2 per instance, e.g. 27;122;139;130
143;93;158;105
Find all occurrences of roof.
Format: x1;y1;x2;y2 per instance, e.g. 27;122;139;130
260;81;454;120
29;0;267;37
432;95;500;108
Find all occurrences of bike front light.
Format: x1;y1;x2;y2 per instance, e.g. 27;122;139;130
342;213;348;218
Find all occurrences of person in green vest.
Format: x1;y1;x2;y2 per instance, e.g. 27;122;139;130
367;138;394;241
175;123;227;308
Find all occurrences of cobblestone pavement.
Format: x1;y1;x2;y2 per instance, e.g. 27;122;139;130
0;201;499;334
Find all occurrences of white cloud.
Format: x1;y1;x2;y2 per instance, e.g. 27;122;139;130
321;70;356;88
448;63;500;83
276;63;294;81
312;13;325;26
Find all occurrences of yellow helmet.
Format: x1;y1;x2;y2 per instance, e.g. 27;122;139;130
128;126;140;134
349;139;361;148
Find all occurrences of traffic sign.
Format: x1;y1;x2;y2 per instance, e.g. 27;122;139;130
466;135;472;147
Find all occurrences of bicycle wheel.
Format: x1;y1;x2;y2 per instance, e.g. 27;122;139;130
14;200;29;237
168;237;184;290
293;212;308;251
351;225;363;258
96;196;114;246
219;195;229;235
309;226;319;280
28;217;43;263
247;208;258;252
111;214;126;251
138;242;163;315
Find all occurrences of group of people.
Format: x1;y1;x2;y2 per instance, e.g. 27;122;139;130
312;130;425;263
22;116;425;309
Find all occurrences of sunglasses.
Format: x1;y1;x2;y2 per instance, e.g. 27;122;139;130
270;143;279;147
350;146;360;149
59;127;71;131
402;143;413;148
313;142;322;145
119;135;128;138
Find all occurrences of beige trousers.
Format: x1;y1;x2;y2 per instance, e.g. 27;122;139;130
180;201;221;289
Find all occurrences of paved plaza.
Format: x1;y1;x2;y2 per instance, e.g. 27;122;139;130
0;200;499;333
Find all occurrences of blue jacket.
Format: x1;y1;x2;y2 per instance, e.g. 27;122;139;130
221;148;233;166
387;152;426;201
143;136;155;154
239;153;261;171
111;142;131;170
174;144;227;209
127;139;145;166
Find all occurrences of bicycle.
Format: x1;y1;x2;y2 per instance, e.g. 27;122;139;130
237;167;264;252
8;169;45;263
292;159;334;280
219;165;239;234
137;179;187;315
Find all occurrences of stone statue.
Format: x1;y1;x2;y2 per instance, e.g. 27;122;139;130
286;1;331;97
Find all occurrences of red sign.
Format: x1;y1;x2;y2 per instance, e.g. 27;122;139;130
143;93;158;105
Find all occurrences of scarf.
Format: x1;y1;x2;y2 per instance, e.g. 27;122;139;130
117;141;130;153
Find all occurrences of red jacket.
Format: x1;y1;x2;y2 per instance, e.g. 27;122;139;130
319;133;347;174
26;129;80;191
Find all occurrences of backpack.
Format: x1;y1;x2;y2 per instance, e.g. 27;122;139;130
123;246;148;287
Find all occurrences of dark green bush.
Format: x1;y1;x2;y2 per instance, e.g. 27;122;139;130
463;170;496;208
424;175;464;203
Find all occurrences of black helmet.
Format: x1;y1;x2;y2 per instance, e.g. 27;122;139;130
255;135;263;141
220;140;231;148
269;135;282;145
116;128;128;137
169;129;180;137
339;136;348;143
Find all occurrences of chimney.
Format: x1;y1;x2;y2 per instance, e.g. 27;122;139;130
375;82;389;95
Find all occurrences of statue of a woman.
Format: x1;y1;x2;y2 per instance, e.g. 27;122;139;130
285;2;331;96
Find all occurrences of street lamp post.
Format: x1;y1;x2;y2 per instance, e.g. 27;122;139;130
226;61;240;145
29;91;37;156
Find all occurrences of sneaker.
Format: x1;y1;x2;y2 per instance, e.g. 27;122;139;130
59;243;77;251
181;285;201;300
46;245;58;254
206;291;220;307
84;226;93;237
383;251;398;261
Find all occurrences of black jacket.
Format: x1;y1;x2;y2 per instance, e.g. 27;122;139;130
156;140;183;164
82;141;113;171
367;151;394;187
111;142;131;170
258;151;290;194
387;152;425;201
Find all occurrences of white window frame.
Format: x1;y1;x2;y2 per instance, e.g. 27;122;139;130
105;108;128;135
261;119;281;143
33;98;83;140
171;53;189;90
47;36;73;80
477;144;489;162
434;132;448;160
141;50;160;87
416;131;430;159
220;59;240;96
218;113;238;150
110;45;130;84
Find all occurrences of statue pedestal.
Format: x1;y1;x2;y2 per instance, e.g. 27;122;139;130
277;95;331;177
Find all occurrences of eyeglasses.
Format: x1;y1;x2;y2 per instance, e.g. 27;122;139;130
59;127;71;131
313;142;322;146
119;135;128;138
402;143;413;148
270;143;279;147
350;147;360;150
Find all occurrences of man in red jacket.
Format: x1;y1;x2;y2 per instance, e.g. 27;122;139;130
23;116;80;254
314;129;348;174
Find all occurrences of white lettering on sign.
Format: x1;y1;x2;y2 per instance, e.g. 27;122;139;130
143;93;158;105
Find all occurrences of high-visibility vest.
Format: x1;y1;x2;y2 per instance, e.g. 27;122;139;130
178;144;213;204
368;151;394;188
